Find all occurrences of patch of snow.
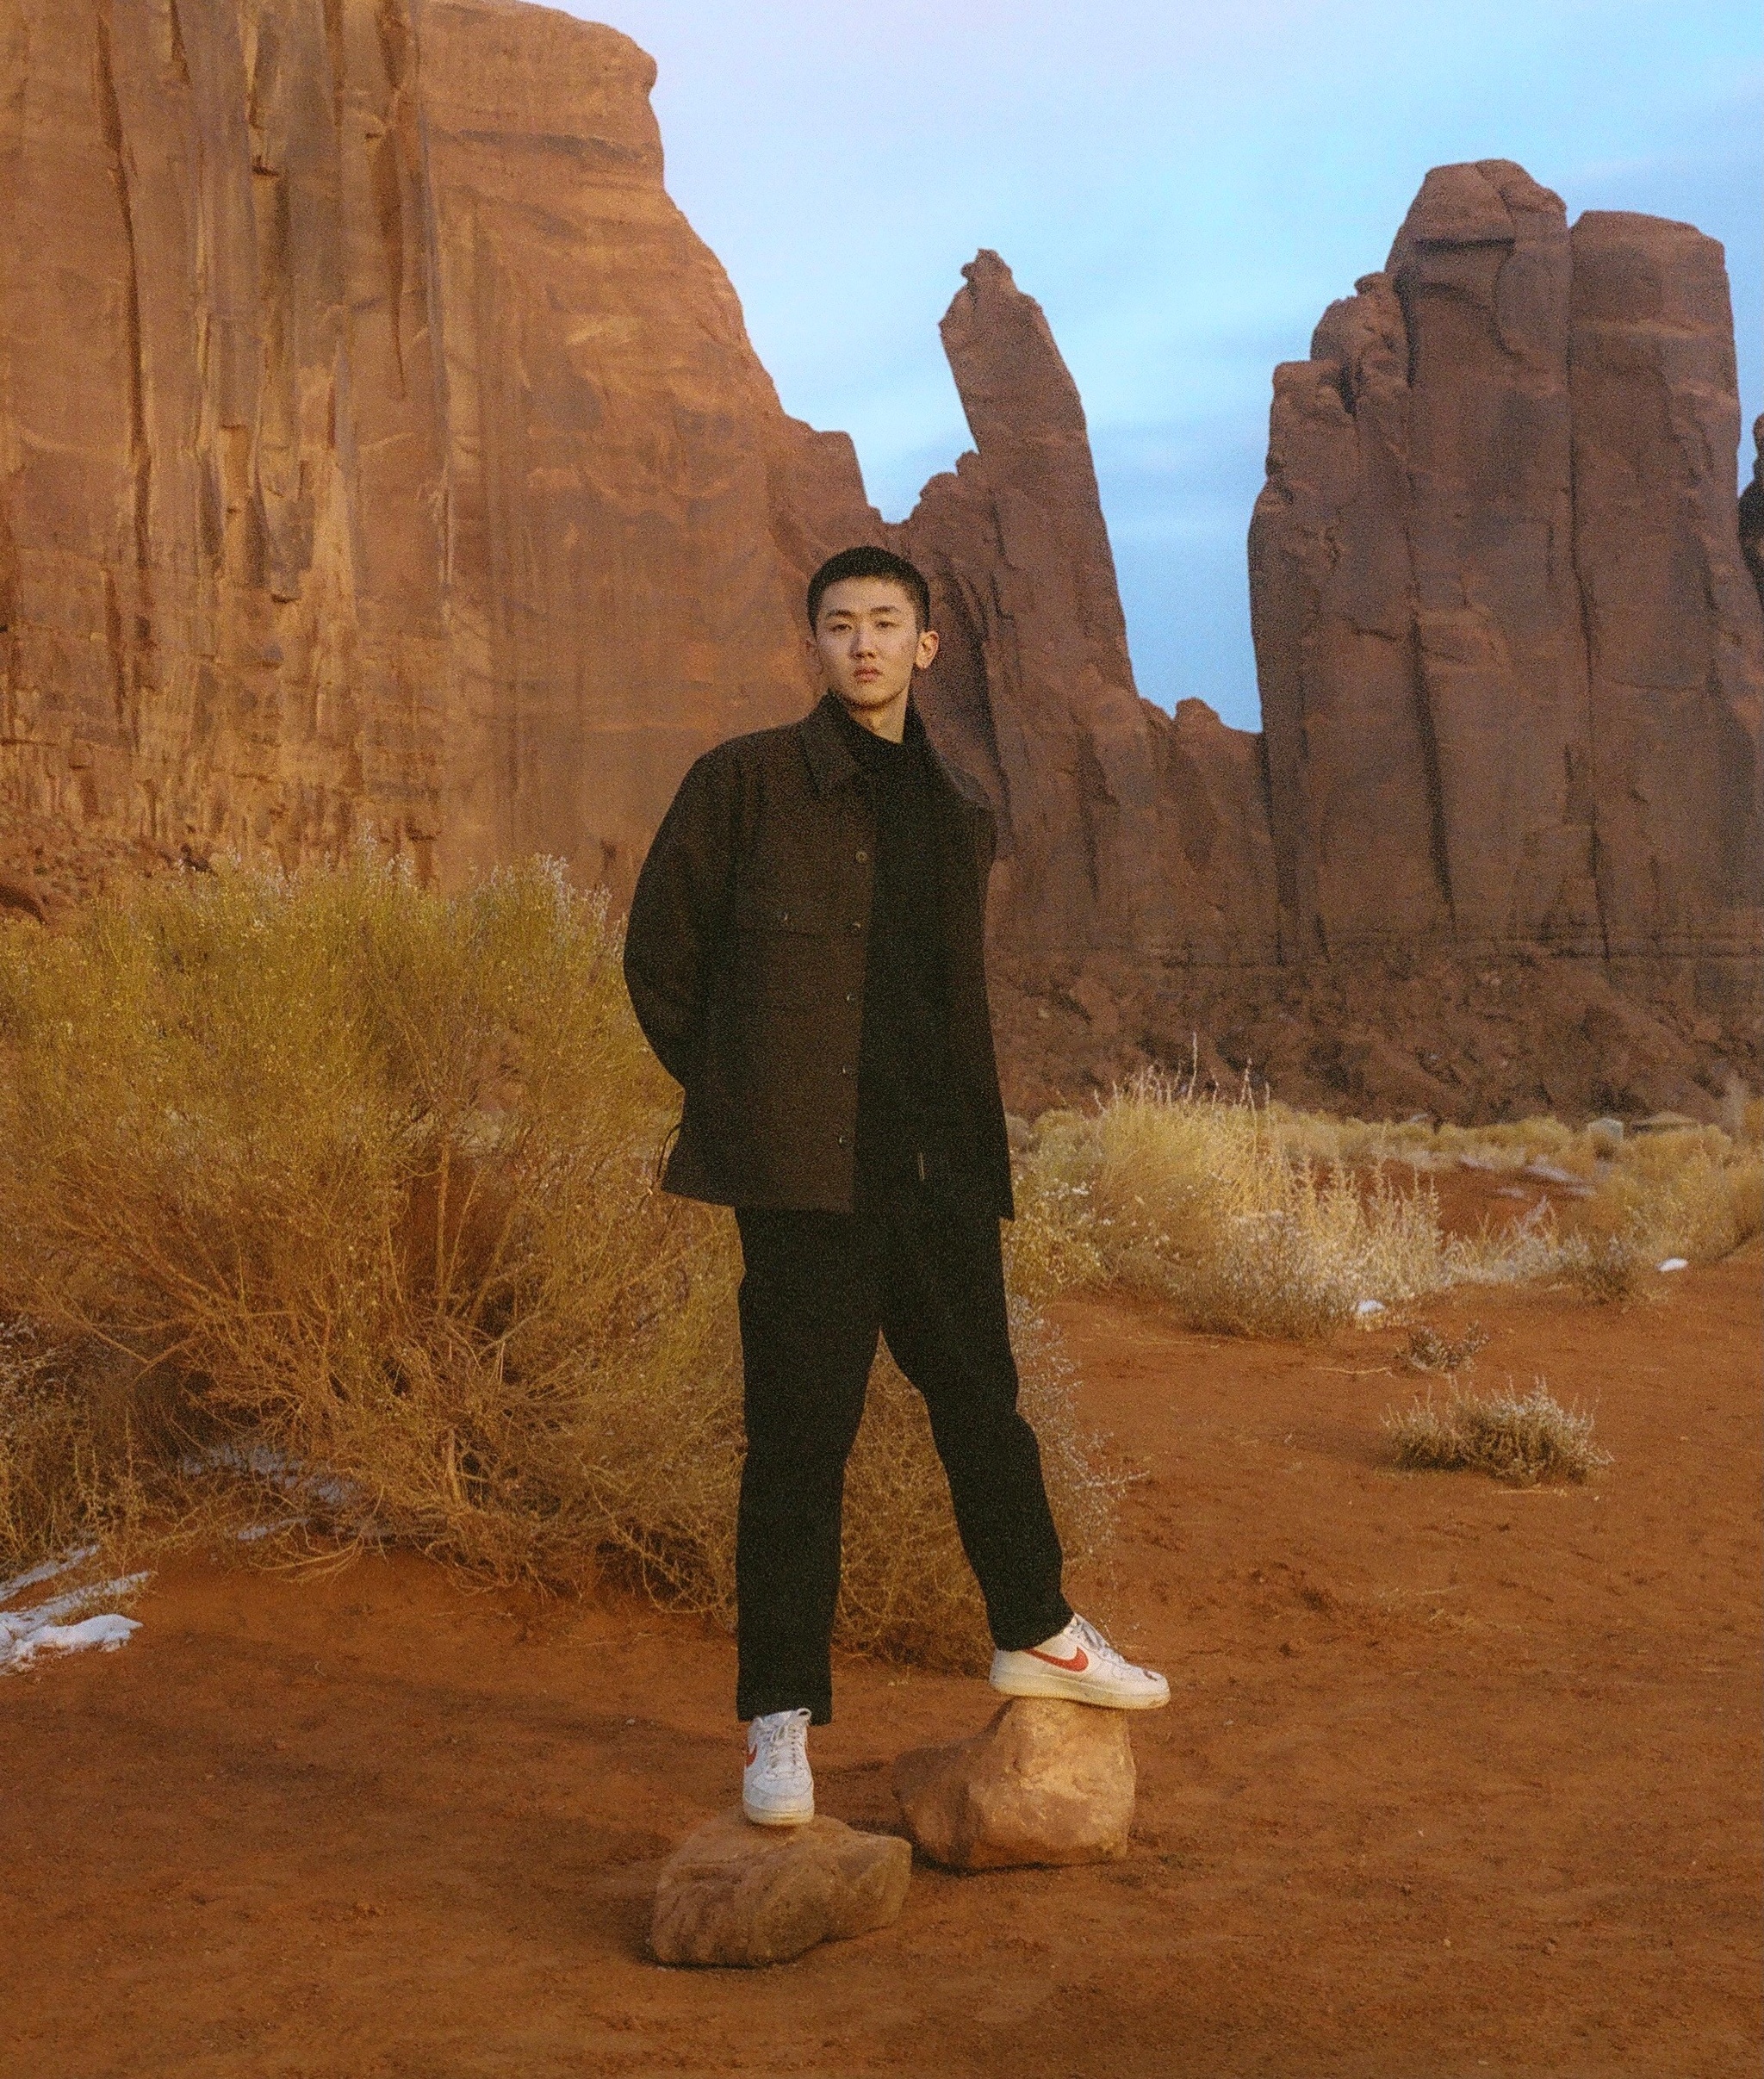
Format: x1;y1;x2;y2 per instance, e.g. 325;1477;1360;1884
1522;1161;1581;1187
1657;1257;1690;1274
3;1613;140;1671
235;1519;307;1542
183;1440;365;1517
0;1544;98;1608
1;1573;151;1674
1457;1153;1502;1172
1354;1299;1387;1317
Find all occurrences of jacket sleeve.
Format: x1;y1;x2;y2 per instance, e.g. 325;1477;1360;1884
623;751;737;1091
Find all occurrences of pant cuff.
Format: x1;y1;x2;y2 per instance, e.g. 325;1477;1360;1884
737;1688;833;1727
991;1595;1074;1655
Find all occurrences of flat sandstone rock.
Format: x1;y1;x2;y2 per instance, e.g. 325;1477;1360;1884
893;1697;1136;1870
649;1810;911;1967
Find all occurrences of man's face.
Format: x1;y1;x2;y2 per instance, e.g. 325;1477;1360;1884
810;578;939;726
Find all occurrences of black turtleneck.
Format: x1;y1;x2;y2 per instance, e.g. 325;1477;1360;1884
829;698;967;1195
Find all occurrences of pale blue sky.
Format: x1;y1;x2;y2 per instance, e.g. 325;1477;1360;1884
557;1;1761;729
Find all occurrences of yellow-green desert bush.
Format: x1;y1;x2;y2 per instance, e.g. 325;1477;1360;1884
0;864;1108;1662
1012;1073;1450;1335
1009;1072;1761;1330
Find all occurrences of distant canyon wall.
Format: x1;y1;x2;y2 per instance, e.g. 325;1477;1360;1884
1250;162;1761;970
1;2;1758;1116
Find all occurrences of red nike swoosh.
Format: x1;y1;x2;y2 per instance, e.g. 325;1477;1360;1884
744;1745;757;1766
1027;1645;1089;1673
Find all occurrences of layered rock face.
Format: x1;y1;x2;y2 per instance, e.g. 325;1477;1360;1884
1249;163;1761;974
1;0;451;866
0;0;824;899
898;255;1278;973
1;9;1756;1120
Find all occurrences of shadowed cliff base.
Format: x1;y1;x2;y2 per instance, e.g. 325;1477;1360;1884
0;2;1756;1120
991;948;1756;1126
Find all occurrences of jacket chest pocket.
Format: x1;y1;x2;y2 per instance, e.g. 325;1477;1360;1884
728;875;850;1008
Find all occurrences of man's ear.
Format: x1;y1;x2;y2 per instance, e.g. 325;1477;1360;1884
915;628;940;670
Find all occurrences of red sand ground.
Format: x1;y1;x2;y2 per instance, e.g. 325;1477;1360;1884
3;1245;1758;2079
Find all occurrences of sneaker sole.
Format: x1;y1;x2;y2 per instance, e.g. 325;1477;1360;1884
742;1799;816;1827
990;1666;1171;1710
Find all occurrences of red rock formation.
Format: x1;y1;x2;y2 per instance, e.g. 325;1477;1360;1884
1250;161;1761;987
0;0;451;866
0;0;823;901
898;254;1278;979
1568;212;1762;964
0;8;1755;1122
419;0;833;897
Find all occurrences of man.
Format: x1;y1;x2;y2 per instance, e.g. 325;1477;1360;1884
624;545;1167;1828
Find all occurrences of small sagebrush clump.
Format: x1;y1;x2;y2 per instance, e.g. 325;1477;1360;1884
1385;1381;1610;1486
1401;1322;1489;1374
1552;1232;1645;1306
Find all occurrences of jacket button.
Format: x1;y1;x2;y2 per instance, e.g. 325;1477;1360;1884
849;919;863;932
845;990;855;1003
841;1064;852;1077
855;849;868;864
837;1133;848;1148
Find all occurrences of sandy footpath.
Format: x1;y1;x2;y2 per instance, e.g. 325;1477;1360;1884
3;1248;1758;2079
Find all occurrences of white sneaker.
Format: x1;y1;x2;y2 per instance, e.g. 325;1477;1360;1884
990;1615;1170;1710
742;1708;815;1826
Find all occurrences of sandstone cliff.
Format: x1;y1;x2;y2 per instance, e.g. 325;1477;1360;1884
0;7;1756;1121
1249;163;1761;970
897;252;1278;976
0;0;825;902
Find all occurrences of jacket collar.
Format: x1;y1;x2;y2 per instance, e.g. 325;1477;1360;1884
800;691;966;803
799;692;861;797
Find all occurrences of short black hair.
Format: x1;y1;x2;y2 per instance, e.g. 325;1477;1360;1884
806;546;931;632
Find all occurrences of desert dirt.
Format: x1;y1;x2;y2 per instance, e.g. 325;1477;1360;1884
4;1237;1758;2079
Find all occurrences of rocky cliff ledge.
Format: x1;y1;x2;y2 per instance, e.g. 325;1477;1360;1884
1;3;1757;1120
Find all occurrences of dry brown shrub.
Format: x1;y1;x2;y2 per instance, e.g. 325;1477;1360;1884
1578;1128;1762;1267
1009;1079;1763;1329
1401;1322;1489;1374
1385;1379;1610;1486
1012;1074;1450;1337
0;1323;152;1571
0;865;1111;1660
833;1303;1116;1669
1551;1232;1645;1305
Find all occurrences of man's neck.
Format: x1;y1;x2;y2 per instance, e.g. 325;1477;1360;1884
830;686;910;744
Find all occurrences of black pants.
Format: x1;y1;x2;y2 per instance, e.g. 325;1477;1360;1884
733;1176;1071;1724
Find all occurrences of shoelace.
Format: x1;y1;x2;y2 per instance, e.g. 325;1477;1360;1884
1070;1615;1133;1672
753;1708;811;1777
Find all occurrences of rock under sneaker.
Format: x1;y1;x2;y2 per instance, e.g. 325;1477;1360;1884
990;1615;1170;1710
742;1707;815;1826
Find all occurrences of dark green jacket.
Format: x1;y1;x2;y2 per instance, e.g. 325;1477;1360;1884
624;693;1014;1217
